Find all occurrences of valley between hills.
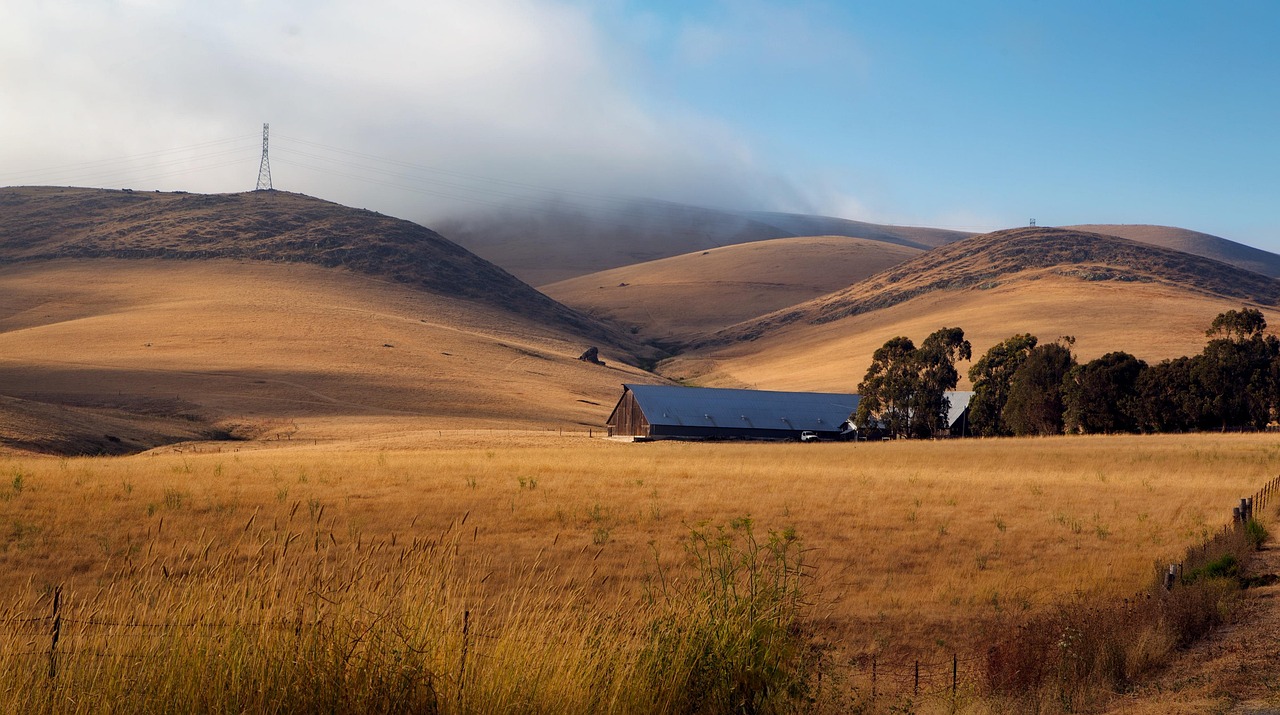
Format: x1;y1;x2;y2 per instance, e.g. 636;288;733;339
3;185;1280;454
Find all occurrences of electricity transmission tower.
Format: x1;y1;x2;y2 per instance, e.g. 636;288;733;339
255;123;273;191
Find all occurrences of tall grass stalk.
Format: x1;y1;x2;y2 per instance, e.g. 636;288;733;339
0;515;816;714
641;518;816;714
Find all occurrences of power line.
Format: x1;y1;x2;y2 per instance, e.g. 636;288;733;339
0;135;258;184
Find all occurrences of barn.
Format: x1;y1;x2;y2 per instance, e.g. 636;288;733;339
606;384;859;441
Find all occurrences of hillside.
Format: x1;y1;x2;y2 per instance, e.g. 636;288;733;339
541;236;923;343
738;211;970;249
1067;223;1280;278
662;227;1280;392
433;199;969;285
0;188;662;454
0;187;632;350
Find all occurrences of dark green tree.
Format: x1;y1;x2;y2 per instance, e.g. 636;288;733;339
1206;307;1267;342
1134;356;1201;432
1193;321;1277;430
853;336;918;438
1004;338;1077;436
854;327;971;438
1063;351;1147;434
909;327;972;438
967;333;1038;436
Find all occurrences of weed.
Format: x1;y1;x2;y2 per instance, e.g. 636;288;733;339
1244;518;1268;549
163;488;185;510
641;517;817;713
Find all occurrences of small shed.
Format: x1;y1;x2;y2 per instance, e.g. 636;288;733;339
606;384;859;441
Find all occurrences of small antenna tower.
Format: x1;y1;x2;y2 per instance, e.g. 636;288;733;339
255;123;273;191
1029;218;1036;227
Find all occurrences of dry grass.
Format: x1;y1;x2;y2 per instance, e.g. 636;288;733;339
1066;224;1280;278
664;272;1279;392
541;236;921;342
0;259;660;453
2;433;1274;661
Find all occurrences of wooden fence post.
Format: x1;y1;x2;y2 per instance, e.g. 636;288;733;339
952;653;958;708
914;659;919;697
48;586;62;679
871;655;877;702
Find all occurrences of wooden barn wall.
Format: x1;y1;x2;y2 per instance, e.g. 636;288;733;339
607;391;649;437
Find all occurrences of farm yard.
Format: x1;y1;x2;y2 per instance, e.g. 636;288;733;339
1;431;1277;712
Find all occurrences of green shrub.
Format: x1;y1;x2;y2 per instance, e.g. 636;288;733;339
1245;518;1269;549
641;517;817;714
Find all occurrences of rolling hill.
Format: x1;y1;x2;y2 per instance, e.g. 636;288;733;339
540;236;923;343
0;187;660;454
0;187;633;348
1067;224;1280;278
432;199;971;285
661;227;1280;392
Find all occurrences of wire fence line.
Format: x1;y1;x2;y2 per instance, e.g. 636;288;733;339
3;475;1279;708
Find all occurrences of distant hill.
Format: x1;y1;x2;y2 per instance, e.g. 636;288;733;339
663;227;1280;392
1066;224;1280;279
0;187;661;454
433;199;970;285
708;227;1280;342
0;187;632;350
737;211;970;249
542;236;923;343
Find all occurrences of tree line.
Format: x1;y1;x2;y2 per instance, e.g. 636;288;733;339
854;308;1280;438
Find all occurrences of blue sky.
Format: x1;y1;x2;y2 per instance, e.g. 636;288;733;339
601;1;1280;236
1;0;1277;249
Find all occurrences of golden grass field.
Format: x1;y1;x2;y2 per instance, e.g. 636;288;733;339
541;236;922;342
3;432;1275;656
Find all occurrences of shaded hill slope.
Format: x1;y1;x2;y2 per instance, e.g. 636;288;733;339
433;199;969;285
0;394;222;457
1067;223;1280;279
0;186;636;352
542;236;922;342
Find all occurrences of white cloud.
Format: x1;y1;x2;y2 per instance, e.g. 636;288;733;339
0;0;809;220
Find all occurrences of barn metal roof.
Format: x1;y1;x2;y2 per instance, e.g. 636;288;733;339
946;391;974;428
622;384;859;433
